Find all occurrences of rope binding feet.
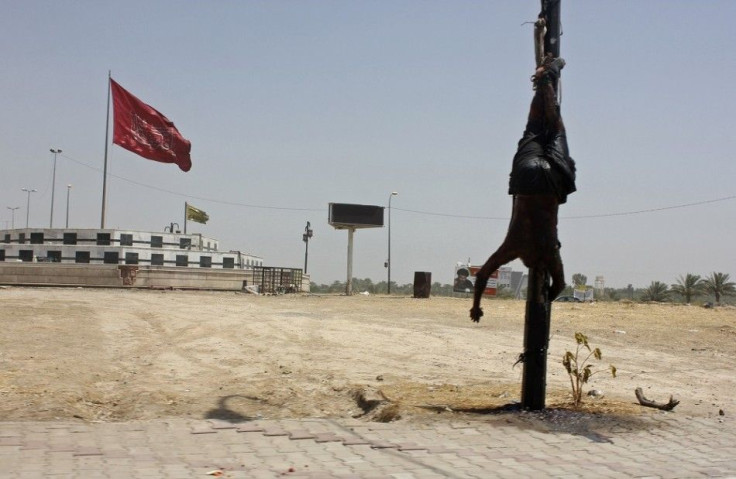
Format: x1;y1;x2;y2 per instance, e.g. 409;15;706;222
531;53;565;89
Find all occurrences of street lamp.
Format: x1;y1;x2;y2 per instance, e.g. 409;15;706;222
386;191;398;294
65;184;72;228
21;188;37;228
6;206;20;229
49;148;62;228
302;221;313;274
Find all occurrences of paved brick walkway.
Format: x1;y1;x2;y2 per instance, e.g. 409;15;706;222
1;413;735;478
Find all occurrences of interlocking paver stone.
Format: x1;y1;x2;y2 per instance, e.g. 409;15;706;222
0;414;734;478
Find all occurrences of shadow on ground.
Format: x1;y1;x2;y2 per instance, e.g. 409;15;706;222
204;395;265;423
422;402;656;443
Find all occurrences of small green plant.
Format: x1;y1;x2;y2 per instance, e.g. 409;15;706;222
562;332;617;407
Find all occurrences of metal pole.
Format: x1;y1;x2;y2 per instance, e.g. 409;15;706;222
22;188;37;228
521;268;551;409
542;0;561;57
388;197;391;294
520;0;562;411
542;0;562;102
7;207;19;229
65;184;72;228
26;192;30;228
101;71;111;229
304;238;309;273
303;221;312;274
49;148;62;228
387;191;398;294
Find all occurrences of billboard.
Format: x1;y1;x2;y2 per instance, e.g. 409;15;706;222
328;203;384;229
454;265;497;295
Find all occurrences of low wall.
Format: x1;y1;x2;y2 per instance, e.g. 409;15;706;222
130;266;255;290
0;263;311;292
0;263;124;287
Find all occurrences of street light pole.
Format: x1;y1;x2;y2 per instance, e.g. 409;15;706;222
387;191;398;294
302;221;313;274
21;188;37;228
65;184;72;228
49;148;62;228
6;207;20;229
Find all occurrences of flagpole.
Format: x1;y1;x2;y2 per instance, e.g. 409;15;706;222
101;71;111;229
184;202;188;234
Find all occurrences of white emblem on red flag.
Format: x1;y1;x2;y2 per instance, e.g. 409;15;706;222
110;79;192;172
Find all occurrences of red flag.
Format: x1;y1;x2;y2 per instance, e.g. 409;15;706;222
110;78;192;172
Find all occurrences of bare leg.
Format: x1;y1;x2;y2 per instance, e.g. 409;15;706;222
533;54;566;133
534;58;568;299
548;245;565;300
523;86;546;135
540;81;564;133
528;194;565;300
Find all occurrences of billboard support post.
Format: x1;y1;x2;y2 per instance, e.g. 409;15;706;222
346;227;355;295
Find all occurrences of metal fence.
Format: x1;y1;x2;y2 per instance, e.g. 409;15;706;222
252;266;303;294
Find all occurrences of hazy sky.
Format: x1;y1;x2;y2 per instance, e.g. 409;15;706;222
2;1;734;289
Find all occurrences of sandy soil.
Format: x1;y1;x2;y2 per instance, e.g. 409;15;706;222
1;287;734;429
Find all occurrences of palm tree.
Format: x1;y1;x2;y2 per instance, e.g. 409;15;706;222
670;274;703;304
641;281;669;302
702;272;736;305
572;274;587;288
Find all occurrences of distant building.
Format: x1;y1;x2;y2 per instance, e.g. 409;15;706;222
0;227;308;293
0;227;262;269
498;266;513;288
595;275;605;293
510;271;527;299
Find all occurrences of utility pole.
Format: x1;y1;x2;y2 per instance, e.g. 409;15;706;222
22;188;37;228
302;221;313;274
520;0;562;411
386;191;398;294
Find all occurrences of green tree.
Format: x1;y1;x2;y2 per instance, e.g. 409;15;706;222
601;288;620;301
572;274;587;288
431;282;454;296
352;277;375;293
328;280;345;293
641;281;669;302
670;274;703;304
397;283;414;295
702;272;736;305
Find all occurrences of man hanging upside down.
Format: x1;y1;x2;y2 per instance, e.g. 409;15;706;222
469;54;577;322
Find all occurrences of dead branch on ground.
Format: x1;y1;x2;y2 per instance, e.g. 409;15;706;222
635;387;680;411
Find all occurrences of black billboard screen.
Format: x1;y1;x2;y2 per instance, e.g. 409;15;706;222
328;203;384;228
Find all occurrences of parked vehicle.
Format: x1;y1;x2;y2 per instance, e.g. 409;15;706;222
554;295;581;303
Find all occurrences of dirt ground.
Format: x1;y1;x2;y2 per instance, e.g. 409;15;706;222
1;287;734;431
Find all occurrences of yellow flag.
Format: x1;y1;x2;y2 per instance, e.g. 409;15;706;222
186;204;209;224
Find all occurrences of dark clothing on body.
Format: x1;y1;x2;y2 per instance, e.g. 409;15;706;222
508;128;576;204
